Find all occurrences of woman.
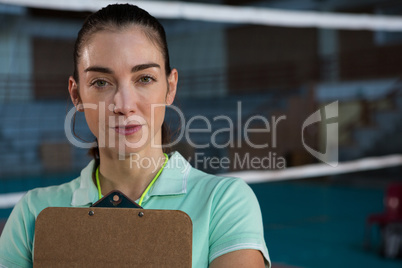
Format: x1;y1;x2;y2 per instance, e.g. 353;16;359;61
0;4;270;267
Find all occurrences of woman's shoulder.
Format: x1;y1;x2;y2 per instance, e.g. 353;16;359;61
187;166;255;200
26;176;81;200
18;176;82;215
21;160;96;211
168;151;251;194
189;167;243;186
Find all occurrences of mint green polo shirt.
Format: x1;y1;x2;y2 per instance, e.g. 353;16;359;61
0;152;270;267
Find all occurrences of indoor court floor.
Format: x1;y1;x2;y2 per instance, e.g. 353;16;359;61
250;176;402;268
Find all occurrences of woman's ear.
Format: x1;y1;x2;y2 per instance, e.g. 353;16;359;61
166;69;178;105
68;76;82;111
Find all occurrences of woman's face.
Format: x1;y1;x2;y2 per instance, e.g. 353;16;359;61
69;26;177;157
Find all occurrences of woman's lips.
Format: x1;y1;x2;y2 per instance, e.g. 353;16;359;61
113;125;142;135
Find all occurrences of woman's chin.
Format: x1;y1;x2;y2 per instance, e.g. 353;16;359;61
114;146;147;159
99;134;162;158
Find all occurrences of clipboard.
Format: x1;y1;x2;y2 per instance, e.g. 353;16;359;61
90;190;143;208
33;207;192;267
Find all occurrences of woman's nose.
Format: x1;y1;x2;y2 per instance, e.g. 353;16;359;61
113;85;137;115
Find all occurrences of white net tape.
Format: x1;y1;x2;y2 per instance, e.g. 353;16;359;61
1;0;402;31
0;154;401;209
222;154;402;184
0;192;26;210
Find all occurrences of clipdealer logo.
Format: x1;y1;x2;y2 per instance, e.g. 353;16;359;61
302;101;338;167
64;101;339;168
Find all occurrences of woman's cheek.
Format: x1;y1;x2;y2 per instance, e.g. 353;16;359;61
84;109;101;138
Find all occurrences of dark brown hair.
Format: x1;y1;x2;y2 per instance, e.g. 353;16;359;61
72;4;172;160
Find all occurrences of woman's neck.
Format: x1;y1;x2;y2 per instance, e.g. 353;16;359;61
97;148;166;201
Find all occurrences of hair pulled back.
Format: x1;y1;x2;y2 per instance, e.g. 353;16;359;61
73;4;171;81
72;4;172;159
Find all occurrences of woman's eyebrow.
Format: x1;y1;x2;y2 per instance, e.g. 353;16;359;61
131;63;160;72
84;66;113;74
84;63;160;74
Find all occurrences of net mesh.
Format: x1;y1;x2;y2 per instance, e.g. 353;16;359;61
0;2;401;180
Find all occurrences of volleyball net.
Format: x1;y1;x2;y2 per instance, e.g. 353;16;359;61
3;0;402;31
1;154;402;209
0;0;402;209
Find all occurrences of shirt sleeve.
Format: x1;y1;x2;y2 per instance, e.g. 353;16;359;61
0;192;34;268
208;178;270;267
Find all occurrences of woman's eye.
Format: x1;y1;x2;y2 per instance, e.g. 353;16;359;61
90;79;109;88
139;76;154;84
94;80;108;87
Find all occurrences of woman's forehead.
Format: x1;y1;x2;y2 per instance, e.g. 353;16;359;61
79;27;164;71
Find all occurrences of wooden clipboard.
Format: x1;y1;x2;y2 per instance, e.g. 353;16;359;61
33;207;192;267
